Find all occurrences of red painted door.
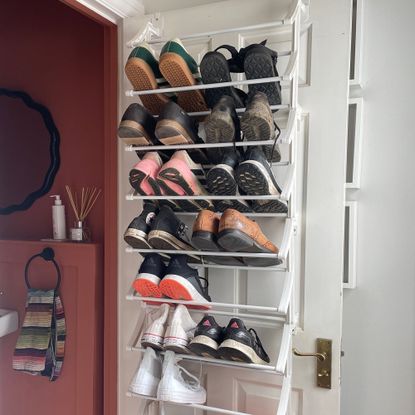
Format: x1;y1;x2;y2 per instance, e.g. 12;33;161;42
0;240;102;415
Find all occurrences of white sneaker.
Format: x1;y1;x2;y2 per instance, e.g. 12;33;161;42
157;351;206;404
141;304;170;350
164;304;197;353
129;347;162;397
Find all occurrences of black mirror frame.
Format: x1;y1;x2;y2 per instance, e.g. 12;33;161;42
0;88;60;215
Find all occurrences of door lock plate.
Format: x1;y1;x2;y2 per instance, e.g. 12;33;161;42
316;338;332;389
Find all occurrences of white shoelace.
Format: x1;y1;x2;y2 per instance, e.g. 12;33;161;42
176;364;202;392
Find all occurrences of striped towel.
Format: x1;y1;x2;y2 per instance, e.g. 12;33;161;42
13;288;66;381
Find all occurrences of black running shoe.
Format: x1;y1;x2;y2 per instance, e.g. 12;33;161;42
188;315;224;358
155;101;208;164
132;253;166;298
148;206;200;261
217;318;270;365
236;147;287;213
124;203;158;249
204;96;241;164
207;149;253;213
159;255;211;308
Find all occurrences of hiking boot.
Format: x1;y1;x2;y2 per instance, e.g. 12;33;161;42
241;92;281;162
125;43;170;115
159;38;207;113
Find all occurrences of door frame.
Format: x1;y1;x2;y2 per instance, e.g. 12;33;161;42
60;2;119;414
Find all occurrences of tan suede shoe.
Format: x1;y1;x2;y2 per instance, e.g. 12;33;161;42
217;209;280;267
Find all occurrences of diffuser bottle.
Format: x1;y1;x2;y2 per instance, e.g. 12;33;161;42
50;195;66;240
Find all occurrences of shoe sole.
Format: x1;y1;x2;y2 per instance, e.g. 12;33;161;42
159;52;207;113
200;52;244;108
241;112;281;162
244;52;282;106
155;119;208;164
141;331;165;351
217;229;281;267
118;120;154;146
158;168;214;211
205;112;235;144
125;58;169;115
129;379;159;397
147;230;201;262
124;229;152;249
133;273;163;298
159;274;211;310
236;160;287;214
157;387;206;404
206;164;237;195
217;339;269;365
188;335;219;358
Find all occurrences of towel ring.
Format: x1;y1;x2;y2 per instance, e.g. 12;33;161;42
24;247;61;290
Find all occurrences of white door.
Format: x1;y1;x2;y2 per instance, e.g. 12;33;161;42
118;0;351;414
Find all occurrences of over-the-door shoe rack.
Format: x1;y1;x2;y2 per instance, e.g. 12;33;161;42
122;1;305;414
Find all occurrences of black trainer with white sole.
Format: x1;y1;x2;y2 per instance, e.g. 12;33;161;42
148;206;199;261
124;203;158;249
159;255;211;308
188;315;224;358
236;147;287;213
217;318;270;365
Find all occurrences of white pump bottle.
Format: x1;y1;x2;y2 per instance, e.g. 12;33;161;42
50;195;66;240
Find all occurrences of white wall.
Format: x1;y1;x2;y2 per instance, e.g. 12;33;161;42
341;0;415;414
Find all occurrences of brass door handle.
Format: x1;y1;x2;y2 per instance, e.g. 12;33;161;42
292;348;326;362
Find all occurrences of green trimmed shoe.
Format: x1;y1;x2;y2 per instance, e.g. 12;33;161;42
125;43;170;115
159;38;207;114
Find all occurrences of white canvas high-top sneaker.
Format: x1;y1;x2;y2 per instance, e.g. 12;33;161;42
129;347;162;397
157;351;206;404
163;304;197;353
141;303;170;350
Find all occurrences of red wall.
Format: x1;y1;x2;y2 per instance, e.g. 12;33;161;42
0;0;105;242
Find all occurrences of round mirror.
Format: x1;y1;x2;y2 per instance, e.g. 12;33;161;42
0;89;60;215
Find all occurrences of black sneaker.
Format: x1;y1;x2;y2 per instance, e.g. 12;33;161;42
132;253;166;299
241;92;281;162
118;103;171;161
217;318;270;365
235;147;287;213
124;203;158;249
159;255;211;308
148;206;200;261
204;96;241;164
207;149;253;213
188;315;224;358
155;101;208;164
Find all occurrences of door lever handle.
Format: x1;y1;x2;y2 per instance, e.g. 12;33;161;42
292;348;326;361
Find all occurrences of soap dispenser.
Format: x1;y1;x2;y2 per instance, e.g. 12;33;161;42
50;195;66;240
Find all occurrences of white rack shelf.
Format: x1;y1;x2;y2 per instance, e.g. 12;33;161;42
126;374;291;415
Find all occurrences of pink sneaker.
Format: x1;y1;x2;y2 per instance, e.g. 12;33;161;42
129;152;163;195
157;151;213;211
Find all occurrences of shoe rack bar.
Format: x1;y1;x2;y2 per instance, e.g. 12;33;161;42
127;193;287;201
277;272;294;314
175;211;287;218
277;376;292;415
126;0;301;47
275;324;293;374
127;346;280;374
193;262;286;272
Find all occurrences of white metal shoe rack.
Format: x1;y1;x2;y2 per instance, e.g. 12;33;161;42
122;1;305;414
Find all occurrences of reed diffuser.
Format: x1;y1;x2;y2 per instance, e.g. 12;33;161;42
65;186;101;242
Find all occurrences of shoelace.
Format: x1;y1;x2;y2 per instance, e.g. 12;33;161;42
248;328;269;360
176;364;202;391
269;121;282;166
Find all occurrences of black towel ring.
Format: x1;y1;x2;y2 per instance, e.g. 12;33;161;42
24;247;61;291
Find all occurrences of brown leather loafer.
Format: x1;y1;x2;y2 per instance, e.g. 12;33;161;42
217;208;281;267
192;210;243;266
